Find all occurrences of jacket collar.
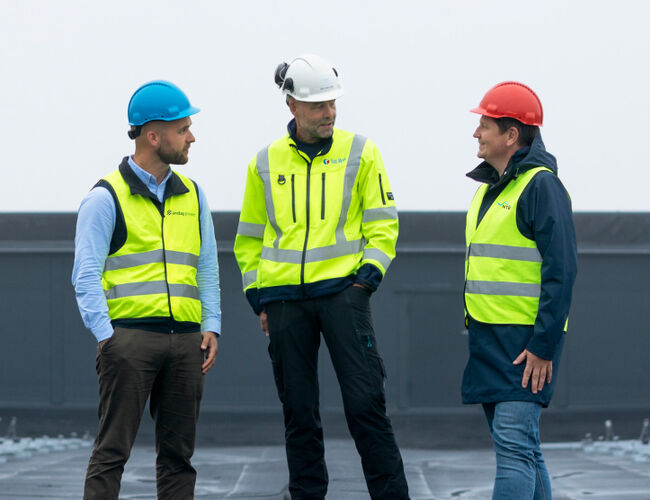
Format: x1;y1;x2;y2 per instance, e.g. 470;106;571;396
118;156;189;202
466;132;557;188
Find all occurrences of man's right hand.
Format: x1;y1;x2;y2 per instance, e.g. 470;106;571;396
260;311;269;338
98;338;110;351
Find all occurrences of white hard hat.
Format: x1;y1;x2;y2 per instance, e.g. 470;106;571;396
274;54;344;102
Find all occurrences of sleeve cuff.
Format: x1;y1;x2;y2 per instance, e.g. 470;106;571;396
93;324;114;343
526;332;563;361
245;288;264;315
202;318;222;336
355;263;383;292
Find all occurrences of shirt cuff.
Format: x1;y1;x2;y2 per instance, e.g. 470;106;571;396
93;324;114;343
202;318;222;336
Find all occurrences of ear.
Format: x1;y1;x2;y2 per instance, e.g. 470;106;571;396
287;97;298;117
144;128;161;148
506;126;520;147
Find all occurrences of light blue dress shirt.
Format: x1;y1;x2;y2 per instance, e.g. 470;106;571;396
72;157;221;342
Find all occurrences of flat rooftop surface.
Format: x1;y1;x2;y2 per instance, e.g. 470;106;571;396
1;438;649;499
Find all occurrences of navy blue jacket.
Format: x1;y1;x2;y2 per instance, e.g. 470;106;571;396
461;133;578;406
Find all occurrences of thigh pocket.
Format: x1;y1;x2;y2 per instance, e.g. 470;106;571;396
95;331;119;375
346;286;373;335
267;344;285;404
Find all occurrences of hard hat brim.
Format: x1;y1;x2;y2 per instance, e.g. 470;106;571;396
129;105;200;126
286;88;344;103
469;106;543;126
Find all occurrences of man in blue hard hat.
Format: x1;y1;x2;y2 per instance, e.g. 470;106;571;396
72;80;221;500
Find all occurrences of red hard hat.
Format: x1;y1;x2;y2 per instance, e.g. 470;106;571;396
471;81;543;126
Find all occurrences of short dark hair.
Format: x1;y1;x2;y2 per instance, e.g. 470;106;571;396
494;117;538;147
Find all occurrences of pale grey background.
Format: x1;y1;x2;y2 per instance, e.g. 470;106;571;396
2;0;648;212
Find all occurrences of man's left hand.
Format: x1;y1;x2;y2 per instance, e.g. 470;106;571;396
513;349;552;394
201;331;219;374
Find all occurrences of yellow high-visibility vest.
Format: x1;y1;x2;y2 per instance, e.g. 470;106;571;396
101;169;201;323
465;167;551;325
234;128;398;292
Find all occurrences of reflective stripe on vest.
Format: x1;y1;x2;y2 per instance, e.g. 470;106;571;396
101;169;201;323
464;167;551;325
104;249;199;271
105;281;199;301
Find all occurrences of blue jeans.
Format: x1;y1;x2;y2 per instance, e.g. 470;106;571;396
482;402;551;500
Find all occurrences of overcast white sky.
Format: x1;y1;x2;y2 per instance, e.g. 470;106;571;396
1;0;648;212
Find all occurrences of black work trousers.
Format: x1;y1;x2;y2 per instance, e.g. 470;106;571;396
266;285;410;500
83;327;204;500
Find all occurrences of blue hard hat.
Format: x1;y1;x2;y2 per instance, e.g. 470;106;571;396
127;80;200;126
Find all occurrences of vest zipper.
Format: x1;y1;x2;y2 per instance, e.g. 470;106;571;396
378;173;386;205
291;174;296;223
321;172;326;220
159;205;176;332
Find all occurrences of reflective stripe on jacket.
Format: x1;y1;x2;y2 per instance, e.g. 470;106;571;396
101;168;202;323
464;167;550;325
234;127;398;303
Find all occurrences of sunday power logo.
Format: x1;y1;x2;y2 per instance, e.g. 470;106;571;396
166;209;197;217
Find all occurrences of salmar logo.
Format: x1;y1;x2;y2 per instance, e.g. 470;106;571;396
497;201;512;210
323;157;346;165
166;209;197;217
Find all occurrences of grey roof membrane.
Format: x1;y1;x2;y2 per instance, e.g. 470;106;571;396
1;437;649;499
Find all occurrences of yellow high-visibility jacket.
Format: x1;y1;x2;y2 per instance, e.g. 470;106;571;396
100;166;202;325
234;127;398;312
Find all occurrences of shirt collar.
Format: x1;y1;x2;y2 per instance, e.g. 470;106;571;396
127;156;172;189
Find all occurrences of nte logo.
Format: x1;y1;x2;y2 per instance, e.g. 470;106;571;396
323;157;346;165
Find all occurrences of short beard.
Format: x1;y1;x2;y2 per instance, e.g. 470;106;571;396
156;146;188;165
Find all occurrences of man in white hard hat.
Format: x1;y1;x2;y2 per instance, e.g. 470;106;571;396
234;55;410;500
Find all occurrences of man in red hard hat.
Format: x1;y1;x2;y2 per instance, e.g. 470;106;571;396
462;82;577;499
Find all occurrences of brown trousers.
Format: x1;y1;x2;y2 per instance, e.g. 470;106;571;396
83;327;204;500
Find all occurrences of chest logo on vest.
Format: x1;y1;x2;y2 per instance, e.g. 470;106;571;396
166;209;197;217
277;174;286;185
323;158;346;165
497;201;511;210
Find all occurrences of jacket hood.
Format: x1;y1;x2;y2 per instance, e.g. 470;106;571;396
467;132;557;186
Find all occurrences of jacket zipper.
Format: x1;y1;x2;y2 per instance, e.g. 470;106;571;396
288;144;314;296
291;174;296;223
158;202;175;332
378;173;386;205
321;172;326;220
301;160;312;293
